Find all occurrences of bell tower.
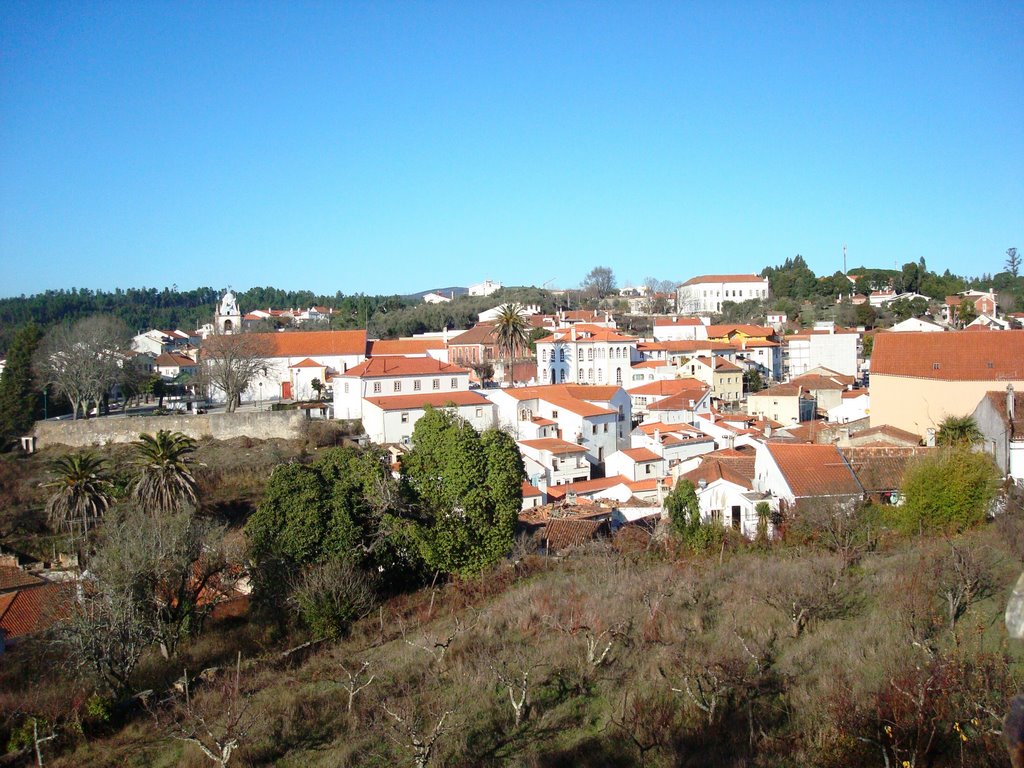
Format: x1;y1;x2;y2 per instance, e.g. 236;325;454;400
216;290;242;334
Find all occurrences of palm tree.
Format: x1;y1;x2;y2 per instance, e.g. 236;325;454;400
492;303;530;386
131;430;199;514
936;415;983;447
43;452;114;537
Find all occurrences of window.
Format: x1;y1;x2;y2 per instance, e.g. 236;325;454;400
551;410;559;418
541;349;547;362
373;382;381;393
552;458;559;471
476;407;483;417
543;369;548;382
394;381;401;392
344;383;349;393
646;464;653;475
413;380;421;391
433;379;440;389
604;423;609;433
587;348;593;361
451;378;457;388
400;412;409;423
559;349;565;362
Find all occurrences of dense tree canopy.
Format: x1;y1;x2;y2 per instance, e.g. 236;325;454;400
895;447;1000;533
0;323;42;446
401;407;524;576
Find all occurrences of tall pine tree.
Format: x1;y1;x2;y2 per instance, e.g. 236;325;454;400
0;324;42;447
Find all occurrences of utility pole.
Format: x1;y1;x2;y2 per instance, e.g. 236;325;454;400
843;244;847;276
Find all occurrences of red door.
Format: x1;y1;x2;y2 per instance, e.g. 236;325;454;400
282;381;292;400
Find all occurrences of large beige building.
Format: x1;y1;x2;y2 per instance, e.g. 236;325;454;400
869;330;1024;438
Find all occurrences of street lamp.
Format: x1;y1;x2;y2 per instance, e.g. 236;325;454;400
258;381;263;411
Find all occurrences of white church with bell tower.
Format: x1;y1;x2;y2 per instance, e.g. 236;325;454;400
215;290;242;335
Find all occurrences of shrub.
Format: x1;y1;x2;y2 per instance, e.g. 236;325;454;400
292;558;378;639
893;447;1000;534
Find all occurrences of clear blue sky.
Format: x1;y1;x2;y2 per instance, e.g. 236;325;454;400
1;1;1021;298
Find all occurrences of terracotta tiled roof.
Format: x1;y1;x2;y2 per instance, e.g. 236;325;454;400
620;448;662;463
368;339;447;356
447;324;497;346
648;391;708;412
153;352;196;367
767;443;863;498
544;475;632;500
500;385;619;418
0;582;75;641
840;447;933;493
519;438;589;454
544;518;607;552
289;357;325;368
241;330;367;358
871;330;1024;381
343;357;468;378
535;324;637;345
683;459;753;490
531;417;557;426
790;373;850;390
522;481;543;498
629;379;707;396
681;274;766;286
0;567;44;593
751;383;804;397
363;391;491;411
848;424;922;445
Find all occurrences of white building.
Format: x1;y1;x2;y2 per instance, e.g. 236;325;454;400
518;438;592;486
682;458;776;539
215;291;242;335
605;447;666;482
827;390;870;423
676;274;770;315
360;391;494;445
487;384;631;465
783;325;859;379
334;357;473;421
535;324;639;387
888;317;945;333
652;316;709;341
422;292;452;304
468;279;503;297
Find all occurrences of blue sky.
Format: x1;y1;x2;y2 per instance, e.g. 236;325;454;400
1;1;1021;298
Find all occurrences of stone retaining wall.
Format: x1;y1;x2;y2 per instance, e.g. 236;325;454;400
33;411;308;448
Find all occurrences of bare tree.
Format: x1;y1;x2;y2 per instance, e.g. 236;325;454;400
35;316;132;419
201;332;271;412
608;690;678;767
544;610;632;669
335;660;376;713
53;582;155;697
581;266;617;299
489;649;542;727
401;613;477;665
756;554;849;637
382;699;455;768
154;653;254;767
92;506;232;660
934;542;992;632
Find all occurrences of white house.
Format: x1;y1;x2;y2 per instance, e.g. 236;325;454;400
627;378;709;422
753;442;863;507
487;384;631;465
783;325;859;379
605;447;666;482
676;274;770;315
360;391;495;445
334;356;472;421
518;438;592;486
422;292;452;304
827;390;870;424
153;352;199;381
652;316;709;341
468;279;503;297
682;458;776;538
535;324;639;387
888;317;945;333
631;421;717;468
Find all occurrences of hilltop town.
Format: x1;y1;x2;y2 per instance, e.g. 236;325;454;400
0;259;1023;767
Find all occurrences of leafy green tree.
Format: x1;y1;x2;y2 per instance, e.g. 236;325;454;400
401;407;523;576
893;447;1000;533
665;479;724;552
743;369;764;394
1006;247;1021;278
0;323;42;447
958;299;978;325
130;430;199;514
246;463;329;565
492;303;530;385
861;335;874;358
43;452;114;538
854;302;877;328
936;415;983;447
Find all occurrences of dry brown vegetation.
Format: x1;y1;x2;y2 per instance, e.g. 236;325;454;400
2;446;1024;767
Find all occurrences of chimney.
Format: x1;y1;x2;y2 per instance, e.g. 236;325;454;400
926;428;936;448
571;325;577;342
654;428;661;445
838;427;851;447
725;434;735;450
